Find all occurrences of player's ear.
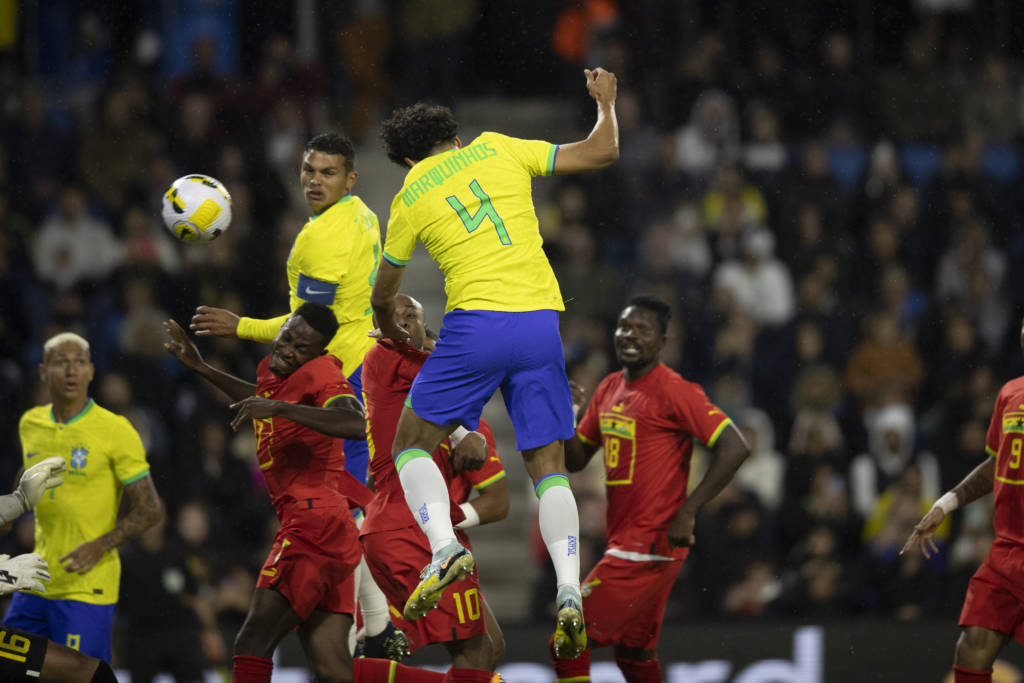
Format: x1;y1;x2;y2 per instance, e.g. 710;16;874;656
345;169;358;192
37;363;46;381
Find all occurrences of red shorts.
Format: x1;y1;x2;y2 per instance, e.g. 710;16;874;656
961;540;1024;644
582;552;686;650
360;525;485;652
257;505;362;621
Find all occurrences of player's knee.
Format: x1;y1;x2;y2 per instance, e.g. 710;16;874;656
90;660;118;683
955;627;1000;669
234;624;272;658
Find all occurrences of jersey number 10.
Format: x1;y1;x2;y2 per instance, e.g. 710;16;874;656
446;180;511;245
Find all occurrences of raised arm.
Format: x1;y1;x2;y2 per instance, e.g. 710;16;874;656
164;319;257;402
60;475;164;575
668;424;750;547
902;456;996;558
553;68;619;174
190;305;289;344
370;260;411;344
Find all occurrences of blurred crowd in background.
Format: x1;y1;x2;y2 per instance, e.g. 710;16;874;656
3;0;1024;673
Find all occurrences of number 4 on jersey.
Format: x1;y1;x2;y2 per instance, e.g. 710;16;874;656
446;180;511;245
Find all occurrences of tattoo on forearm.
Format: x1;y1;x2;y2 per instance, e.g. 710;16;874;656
100;477;163;550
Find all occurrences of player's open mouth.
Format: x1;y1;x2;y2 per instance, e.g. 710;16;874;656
307;190;323;200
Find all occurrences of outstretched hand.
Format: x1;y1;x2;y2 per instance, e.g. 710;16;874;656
164;319;203;370
229;396;279;432
191;306;241;338
900;507;945;558
16;456;66;510
584;67;617;106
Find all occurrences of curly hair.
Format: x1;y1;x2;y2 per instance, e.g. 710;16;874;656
306;132;355;173
380;103;459;166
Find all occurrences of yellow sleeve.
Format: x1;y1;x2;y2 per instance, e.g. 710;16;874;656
382;203;416;266
111;417;150;484
237;314;290;343
486;132;556;177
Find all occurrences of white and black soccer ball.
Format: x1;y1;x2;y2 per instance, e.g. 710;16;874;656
161;174;232;242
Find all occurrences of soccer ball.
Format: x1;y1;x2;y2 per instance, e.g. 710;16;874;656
161;174;232;242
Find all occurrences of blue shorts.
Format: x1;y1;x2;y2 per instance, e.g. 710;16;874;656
4;592;114;662
408;309;575;451
344;364;369;486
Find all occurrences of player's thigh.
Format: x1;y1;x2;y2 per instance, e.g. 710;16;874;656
500;312;574;452
0;626;53;681
41;639;102;683
956;625;1011;669
50;601;113;662
482;595;505;668
298;610;354;683
235;588;304;657
3;592;51;640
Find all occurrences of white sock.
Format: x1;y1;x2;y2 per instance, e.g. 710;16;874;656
357;556;390;637
396;449;457;555
536;475;581;593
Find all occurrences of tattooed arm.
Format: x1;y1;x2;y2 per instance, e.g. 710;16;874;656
59;476;165;575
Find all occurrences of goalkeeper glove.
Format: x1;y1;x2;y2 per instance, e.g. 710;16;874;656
0;553;50;595
14;456;66;512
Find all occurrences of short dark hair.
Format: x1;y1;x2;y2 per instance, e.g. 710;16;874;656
380;103;459;166
294;302;339;346
306;132;355;173
627;295;672;334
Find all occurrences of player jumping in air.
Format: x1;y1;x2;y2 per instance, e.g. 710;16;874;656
370;67;619;665
189;132;405;658
902;314;1024;683
361;294;509;677
551;296;750;683
165;304;445;683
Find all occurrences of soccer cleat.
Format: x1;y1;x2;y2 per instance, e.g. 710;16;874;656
552;585;587;659
361;621;411;661
403;540;474;620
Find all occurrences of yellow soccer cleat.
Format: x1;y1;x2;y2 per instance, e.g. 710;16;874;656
552;585;587;659
403;541;475;620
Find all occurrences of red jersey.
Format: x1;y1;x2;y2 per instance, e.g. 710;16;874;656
361;340;506;534
254;354;358;517
984;375;1024;546
577;363;732;558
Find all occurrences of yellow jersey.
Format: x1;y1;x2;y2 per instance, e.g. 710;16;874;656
18;399;151;604
382;132;564;313
237;194;381;373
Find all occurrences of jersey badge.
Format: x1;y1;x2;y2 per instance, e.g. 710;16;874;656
70;446;88;470
611;402;626;413
1002;413;1024;434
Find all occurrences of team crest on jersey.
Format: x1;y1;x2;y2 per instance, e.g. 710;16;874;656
70;446;88;470
1002;413;1024;434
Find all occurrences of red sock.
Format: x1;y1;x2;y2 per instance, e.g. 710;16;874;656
232;655;273;683
355;658;446;682
953;665;992;682
443;668;494;683
615;657;663;683
549;635;591;681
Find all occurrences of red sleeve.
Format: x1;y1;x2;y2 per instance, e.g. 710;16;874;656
671;378;732;446
465;419;506;489
576;381;605;446
986;388;1005;459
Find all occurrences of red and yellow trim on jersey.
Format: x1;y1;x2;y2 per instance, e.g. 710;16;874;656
323;393;357;407
557;677;591;683
706;418;733;447
577;431;598;446
995;474;1024;485
473;470;506;490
